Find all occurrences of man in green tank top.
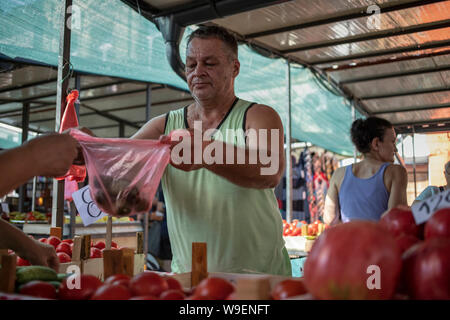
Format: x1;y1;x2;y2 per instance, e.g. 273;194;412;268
133;26;291;276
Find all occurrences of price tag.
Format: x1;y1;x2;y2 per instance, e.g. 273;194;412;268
72;185;107;226
411;188;450;225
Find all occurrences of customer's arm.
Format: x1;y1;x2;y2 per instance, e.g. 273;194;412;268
0;133;78;197
0;218;59;271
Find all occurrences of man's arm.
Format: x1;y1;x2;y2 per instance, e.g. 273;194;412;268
132;114;166;140
323;167;343;225
171;104;285;189
387;164;408;209
0;218;59;271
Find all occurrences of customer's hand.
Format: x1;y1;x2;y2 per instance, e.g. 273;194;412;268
20;240;60;272
24;133;78;177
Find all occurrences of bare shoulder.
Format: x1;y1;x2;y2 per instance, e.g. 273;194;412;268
386;163;408;178
245;104;283;130
132;113;166;139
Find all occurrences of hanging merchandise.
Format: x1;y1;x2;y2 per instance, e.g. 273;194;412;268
304;149;316;223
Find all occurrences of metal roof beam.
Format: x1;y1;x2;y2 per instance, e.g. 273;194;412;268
340;65;450;84
395;120;450;134
311;39;450;65
26;97;194;124
372;104;450;115
360;87;450;100
0;80;129;106
282;19;450;54
322;49;450;72
0;77;58;94
243;0;446;39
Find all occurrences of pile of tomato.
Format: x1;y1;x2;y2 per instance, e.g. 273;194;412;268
9;271;309;300
282;219;328;237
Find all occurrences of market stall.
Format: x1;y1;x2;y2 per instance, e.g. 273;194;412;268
0;0;449;303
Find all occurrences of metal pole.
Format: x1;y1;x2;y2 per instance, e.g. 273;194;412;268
352;102;356;163
74;73;81;118
144;84;152;259
286;61;292;224
412;127;417;198
119;122;125;138
19;103;30;213
31;177;37;212
52;0;72;228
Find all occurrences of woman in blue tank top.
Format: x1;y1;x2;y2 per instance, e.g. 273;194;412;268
323;117;408;224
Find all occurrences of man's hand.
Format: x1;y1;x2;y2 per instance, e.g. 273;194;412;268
162;128;206;172
24;133;78;177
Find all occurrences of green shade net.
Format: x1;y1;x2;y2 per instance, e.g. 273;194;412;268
0;0;361;155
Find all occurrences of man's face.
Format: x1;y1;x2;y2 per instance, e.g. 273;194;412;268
378;127;398;163
185;37;239;101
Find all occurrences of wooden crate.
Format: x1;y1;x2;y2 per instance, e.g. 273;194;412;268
60;232;145;281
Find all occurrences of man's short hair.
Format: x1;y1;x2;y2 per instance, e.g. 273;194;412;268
186;25;238;59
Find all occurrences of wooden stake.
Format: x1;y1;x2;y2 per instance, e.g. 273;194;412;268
105;216;112;250
0;254;16;293
136;232;144;254
71;236;82;262
121;248;135;277
103;249;123;279
80;234;91;260
191;242;207;287
50;227;62;239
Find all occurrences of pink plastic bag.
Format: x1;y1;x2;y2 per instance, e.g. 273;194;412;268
69;129;171;217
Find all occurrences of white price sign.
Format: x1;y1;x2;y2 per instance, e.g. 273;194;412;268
72;185;107;226
411;188;450;225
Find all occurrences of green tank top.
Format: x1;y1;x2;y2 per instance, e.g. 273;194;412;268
162;98;291;276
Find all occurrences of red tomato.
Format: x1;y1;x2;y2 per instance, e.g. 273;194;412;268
129;272;168;297
38;238;47;244
424;208;450;241
16;256;31;266
379;207;419;238
165;277;183;291
90;247;103;258
19;281;56;299
160;289;185;300
291;227;302;237
401;238;450;300
129;295;159;300
93;241;106;250
271;279;308;300
56;242;72;257
91;284;131;300
58;275;102;300
111;241;118;248
308;224;317;236
104;274;131;287
46;236;61;249
304;221;402;300
394;233;421;254
194;277;235;300
57;252;72;263
61;239;73;244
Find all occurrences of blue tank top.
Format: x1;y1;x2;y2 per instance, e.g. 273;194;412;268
339;163;390;222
